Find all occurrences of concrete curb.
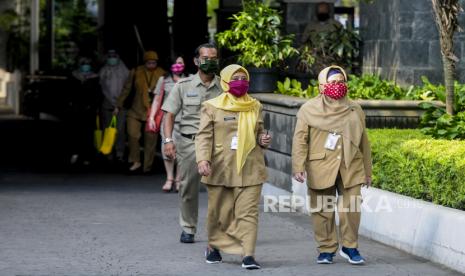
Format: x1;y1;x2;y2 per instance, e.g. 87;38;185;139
261;182;465;274
360;187;465;274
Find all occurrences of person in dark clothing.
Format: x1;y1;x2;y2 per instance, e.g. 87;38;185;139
67;57;102;166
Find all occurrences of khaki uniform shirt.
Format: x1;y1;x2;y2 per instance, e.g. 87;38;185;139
292;104;372;190
161;72;222;135
117;66;165;120
195;102;268;187
301;19;342;44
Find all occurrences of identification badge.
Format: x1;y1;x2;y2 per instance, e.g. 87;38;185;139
324;133;340;151
231;135;238;150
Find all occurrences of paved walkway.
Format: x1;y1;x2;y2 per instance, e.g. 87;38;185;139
0;171;460;276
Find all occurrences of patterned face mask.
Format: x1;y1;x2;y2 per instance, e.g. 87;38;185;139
323;82;348;100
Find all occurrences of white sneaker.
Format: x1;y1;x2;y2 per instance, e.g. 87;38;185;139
129;162;142;171
70;154;79;164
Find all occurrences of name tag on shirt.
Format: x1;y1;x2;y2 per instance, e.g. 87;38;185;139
224;116;236;121
231;135;238;150
186;91;198;97
324;133;340;151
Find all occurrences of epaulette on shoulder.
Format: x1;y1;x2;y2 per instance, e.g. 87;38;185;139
178;76;193;84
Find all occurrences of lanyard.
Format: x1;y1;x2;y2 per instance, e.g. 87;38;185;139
143;69;155;91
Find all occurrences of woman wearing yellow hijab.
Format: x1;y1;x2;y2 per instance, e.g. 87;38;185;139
195;64;271;269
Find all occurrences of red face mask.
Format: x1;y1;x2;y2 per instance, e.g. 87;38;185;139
323;82;348;100
228;80;249;97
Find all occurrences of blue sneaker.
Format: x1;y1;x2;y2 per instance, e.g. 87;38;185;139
317;252;335;264
339;247;365;265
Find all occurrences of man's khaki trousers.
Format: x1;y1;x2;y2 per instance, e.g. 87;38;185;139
176;134;201;235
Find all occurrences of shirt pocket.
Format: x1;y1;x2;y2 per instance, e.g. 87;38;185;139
354;150;363;159
183;97;201;114
184;97;201;106
308;152;326;161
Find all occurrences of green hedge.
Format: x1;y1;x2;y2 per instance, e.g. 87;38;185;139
368;129;465;210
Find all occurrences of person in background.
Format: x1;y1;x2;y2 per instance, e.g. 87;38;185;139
114;51;166;173
99;50;129;162
162;43;222;243
68;57;102;166
148;56;187;192
292;65;372;265
196;64;271;269
301;2;342;45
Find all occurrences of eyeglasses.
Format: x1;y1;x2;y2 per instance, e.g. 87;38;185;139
231;76;248;81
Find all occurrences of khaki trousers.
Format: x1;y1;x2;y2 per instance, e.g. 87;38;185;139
309;174;362;253
206;184;262;257
176;134;201;234
126;116;158;172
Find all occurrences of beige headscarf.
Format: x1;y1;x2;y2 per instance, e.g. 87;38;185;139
297;65;364;168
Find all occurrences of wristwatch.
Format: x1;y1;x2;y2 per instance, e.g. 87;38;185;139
163;137;174;144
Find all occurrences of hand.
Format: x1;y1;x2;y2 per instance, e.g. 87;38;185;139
198;160;212;176
164;142;176;160
259;133;272;147
293;172;306;183
364;176;372;188
112;107;119;116
148;117;156;130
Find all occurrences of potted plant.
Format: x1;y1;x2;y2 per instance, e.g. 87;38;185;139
216;0;298;93
298;25;361;76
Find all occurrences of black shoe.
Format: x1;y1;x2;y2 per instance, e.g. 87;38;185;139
242;256;261;270
205;247;222;264
180;231;195;243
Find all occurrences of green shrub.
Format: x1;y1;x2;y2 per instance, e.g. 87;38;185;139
347;74;406;100
419;80;465;140
215;1;298;68
274;77;318;99
368;129;465;210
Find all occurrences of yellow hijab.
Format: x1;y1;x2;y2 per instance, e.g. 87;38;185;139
206;64;260;174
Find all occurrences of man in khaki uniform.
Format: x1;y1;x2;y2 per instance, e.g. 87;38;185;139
162;43;222;243
301;2;342;45
115;51;166;173
292;65;372;265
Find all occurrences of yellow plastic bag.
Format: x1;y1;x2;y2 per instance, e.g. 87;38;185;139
99;116;118;155
94;115;103;151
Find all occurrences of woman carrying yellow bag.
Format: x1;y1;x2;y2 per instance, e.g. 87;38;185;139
100;116;118;155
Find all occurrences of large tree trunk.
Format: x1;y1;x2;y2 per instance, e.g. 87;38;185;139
443;55;456;115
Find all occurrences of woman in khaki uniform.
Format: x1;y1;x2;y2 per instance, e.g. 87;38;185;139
195;64;271;269
115;51;166;172
292;65;372;265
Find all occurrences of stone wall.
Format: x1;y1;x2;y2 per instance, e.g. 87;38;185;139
252;93;442;192
360;0;465;86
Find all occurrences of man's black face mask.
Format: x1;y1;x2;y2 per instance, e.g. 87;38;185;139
317;13;330;22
